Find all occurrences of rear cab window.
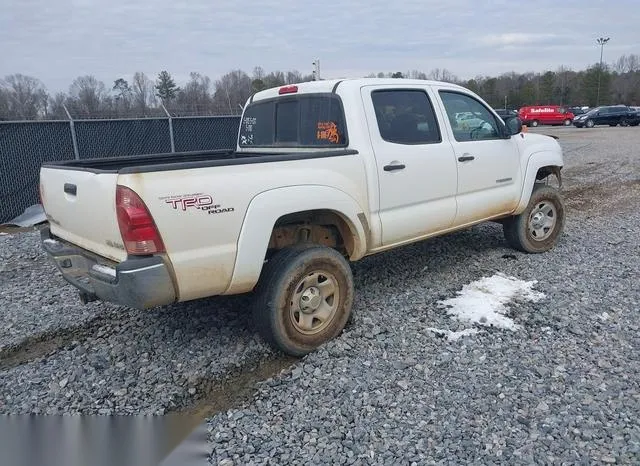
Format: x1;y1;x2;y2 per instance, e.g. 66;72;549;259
239;93;348;148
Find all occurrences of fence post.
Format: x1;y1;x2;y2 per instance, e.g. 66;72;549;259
162;103;176;153
63;104;80;160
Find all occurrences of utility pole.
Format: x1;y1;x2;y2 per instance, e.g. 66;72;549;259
596;37;610;106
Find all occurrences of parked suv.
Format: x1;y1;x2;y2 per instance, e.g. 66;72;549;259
518;105;575;127
573;105;640;128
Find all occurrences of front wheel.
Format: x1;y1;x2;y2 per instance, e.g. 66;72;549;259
585;119;595;128
503;183;565;253
563;119;572;126
252;244;355;356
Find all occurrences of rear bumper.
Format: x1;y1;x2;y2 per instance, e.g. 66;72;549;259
40;227;176;310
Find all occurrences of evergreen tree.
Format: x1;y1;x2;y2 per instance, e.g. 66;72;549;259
155;71;179;103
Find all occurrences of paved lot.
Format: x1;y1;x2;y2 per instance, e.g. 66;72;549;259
1;125;639;464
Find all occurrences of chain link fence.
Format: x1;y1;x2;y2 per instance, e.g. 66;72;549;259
0;115;240;223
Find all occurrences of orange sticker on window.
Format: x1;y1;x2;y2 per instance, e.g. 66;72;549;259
316;121;340;143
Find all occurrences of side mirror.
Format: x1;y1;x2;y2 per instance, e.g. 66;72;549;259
504;116;522;136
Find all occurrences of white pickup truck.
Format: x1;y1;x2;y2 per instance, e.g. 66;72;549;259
39;78;565;356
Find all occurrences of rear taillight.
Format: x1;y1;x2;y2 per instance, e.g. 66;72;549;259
115;185;165;255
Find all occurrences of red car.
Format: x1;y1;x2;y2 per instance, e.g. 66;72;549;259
518;105;575;127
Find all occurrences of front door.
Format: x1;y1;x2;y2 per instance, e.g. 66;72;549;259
361;85;458;246
435;89;522;226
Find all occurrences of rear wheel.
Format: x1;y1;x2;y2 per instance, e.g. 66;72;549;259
503;183;565;253
531;120;539;127
252;244;355;356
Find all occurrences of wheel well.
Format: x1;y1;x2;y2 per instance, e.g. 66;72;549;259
267;210;357;259
536;165;562;188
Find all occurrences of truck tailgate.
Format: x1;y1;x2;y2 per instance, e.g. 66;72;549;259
40;167;127;262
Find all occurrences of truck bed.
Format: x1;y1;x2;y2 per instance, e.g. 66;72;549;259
42;149;359;174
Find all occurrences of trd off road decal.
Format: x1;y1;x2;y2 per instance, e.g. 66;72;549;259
159;193;234;215
316;121;340;143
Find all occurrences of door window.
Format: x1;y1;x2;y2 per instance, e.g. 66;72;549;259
439;91;502;142
371;89;441;145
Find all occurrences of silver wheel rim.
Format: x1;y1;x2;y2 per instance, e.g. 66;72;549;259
289;270;339;335
528;201;557;241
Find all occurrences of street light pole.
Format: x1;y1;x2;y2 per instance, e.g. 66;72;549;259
596;37;610;106
312;59;320;81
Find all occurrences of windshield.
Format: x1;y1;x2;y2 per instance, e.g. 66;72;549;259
238;93;348;148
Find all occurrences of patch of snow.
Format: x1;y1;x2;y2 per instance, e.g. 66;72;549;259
427;327;481;341
438;273;545;331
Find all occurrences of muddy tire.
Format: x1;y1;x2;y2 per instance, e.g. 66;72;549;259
252;244;354;356
503;183;565;253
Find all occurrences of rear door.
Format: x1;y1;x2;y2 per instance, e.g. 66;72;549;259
40;167;127;262
434;88;522;226
360;84;458;245
595;107;611;125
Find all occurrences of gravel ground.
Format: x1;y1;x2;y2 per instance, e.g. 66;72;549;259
1;126;639;464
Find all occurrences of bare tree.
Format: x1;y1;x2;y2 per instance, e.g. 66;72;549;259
286;70;303;84
262;71;286;88
213;70;252;114
252;66;265;81
0;89;9;120
408;70;428;80
48;92;69;120
614;54;640;74
69;75;106;116
0;73;48;119
131;72;156;115
428;68;458;83
175;72;214;115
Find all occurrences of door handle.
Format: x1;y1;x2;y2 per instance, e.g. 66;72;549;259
458;155;475;162
64;183;77;195
384;163;406;172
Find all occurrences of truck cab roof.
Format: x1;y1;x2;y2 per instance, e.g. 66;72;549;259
249;78;468;103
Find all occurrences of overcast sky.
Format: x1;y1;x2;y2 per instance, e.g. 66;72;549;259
1;0;637;92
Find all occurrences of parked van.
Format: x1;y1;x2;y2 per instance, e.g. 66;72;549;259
518;105;575;127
